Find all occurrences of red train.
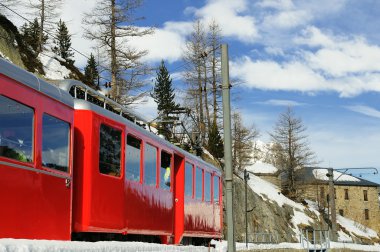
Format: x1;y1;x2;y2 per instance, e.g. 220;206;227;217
0;58;223;244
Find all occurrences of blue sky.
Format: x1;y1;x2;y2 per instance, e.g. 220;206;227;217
8;0;380;183
130;0;380;183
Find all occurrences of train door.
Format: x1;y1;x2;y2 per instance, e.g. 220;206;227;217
173;153;185;244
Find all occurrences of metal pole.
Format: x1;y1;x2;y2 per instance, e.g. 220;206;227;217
221;44;235;252
245;169;248;249
328;168;337;241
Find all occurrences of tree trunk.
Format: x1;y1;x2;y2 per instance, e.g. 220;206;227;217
198;62;204;141
203;58;211;133
110;0;118;101
38;0;45;53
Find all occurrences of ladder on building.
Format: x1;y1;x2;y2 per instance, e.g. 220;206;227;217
300;228;330;252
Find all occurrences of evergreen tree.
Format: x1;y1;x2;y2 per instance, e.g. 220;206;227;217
152;60;178;139
84;53;99;86
53;19;74;63
207;120;224;160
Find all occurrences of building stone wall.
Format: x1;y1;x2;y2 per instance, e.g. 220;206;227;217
299;184;380;234
255;174;281;187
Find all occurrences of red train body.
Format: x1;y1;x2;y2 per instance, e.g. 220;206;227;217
0;59;223;244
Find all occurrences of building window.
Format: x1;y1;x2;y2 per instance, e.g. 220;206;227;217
365;209;369;220
144;143;157;186
363;190;368;201
42;114;70;172
185;162;193;197
195;167;203;200
214;176;220;204
126;135;141;181
99;124;121;176
160;151;171;190
339;209;344;216
0;95;34;163
344;189;349;200
204;172;211;202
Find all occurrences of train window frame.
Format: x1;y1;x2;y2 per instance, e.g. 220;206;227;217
213;175;220;204
99;123;122;177
126;134;142;182
204;171;212;203
185;161;194;198
0;95;34;164
144;142;158;187
160;150;172;190
41;113;70;173
195;166;203;201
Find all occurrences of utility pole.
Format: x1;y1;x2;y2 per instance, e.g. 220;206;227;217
221;44;235;252
327;168;337;241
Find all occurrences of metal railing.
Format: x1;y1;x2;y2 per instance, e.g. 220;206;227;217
300;228;330;251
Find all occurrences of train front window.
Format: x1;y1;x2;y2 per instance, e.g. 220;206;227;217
185;162;193;197
42;114;70;172
144;143;157;186
196;167;203;200
160;151;171;190
213;176;220;204
0;95;33;163
126;135;141;181
99;124;121;176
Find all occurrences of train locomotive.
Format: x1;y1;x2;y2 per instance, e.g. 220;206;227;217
0;58;223;245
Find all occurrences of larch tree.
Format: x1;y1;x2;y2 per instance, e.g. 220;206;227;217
207;120;224;160
52;19;74;63
27;0;62;54
232;111;259;173
151;60;178;140
83;0;153;105
183;20;207;143
270;107;316;198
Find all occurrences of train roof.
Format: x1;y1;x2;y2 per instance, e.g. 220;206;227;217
0;58;74;107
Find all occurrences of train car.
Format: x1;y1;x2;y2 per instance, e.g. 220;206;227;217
0;58;74;240
0;58;223;244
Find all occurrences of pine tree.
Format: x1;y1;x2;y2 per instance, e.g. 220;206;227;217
20;18;47;54
207;120;224;160
152;60;178;139
153;60;178;114
53;19;74;63
84;54;99;86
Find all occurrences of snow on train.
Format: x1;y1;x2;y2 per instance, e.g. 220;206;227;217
0;58;223;245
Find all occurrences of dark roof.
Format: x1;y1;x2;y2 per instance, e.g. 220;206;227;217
295;167;380;187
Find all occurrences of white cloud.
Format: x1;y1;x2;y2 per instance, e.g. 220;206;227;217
192;0;259;43
262;10;310;29
258;99;305;107
345;105;380;119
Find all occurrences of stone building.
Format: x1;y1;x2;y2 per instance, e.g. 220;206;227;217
294;167;380;234
247;161;281;187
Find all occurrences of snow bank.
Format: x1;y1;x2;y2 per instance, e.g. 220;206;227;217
337;215;379;239
246;160;277;174
0;239;212;252
39;51;71;80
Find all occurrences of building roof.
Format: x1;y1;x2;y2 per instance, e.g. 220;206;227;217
295;167;380;187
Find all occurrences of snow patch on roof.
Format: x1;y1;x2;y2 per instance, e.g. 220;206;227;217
312;168;360;182
247;160;278;174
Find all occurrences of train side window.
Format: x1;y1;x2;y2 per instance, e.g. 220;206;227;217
160;151;171;190
99;124;121;177
205;172;211;202
144;143;157;186
185;162;193;197
0;95;33;163
214;176;220;204
195;167;203;200
42;114;70;172
126;135;141;181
